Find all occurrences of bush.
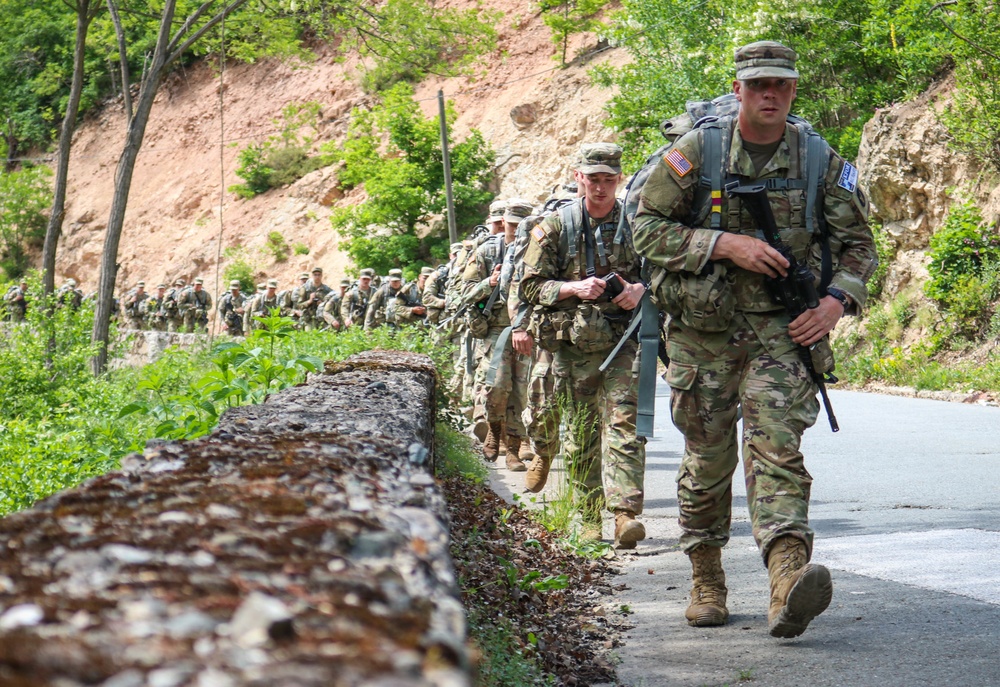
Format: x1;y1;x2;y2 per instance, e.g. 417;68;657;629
228;143;274;199
292;242;310;256
265;231;290;262
222;246;260;293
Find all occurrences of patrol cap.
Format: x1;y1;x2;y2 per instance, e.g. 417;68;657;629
193;277;204;285
229;279;242;289
450;241;464;254
256;283;266;292
299;272;309;280
136;280;145;288
504;198;534;223
66;278;77;287
576;143;623;175
340;278;351;287
420;266;435;276
360;268;374;278
735;41;799;80
387;268;403;280
311;267;323;274
157;283;167;290
487;199;506;223
266;279;278;288
174;278;185;286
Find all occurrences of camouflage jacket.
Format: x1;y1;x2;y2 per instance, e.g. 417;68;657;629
387;281;423;324
218;292;248;321
422;266;448;323
519;198;641;318
365;283;401;329
178;288;212;313
462;233;512;328
295;282;333;317
343;285;372;325
322;292;344;326
633;117;877;313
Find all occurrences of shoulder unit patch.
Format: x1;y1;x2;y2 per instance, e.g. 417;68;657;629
664;148;693;177
838;161;859;193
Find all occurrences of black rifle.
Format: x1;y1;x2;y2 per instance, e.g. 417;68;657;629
727;183;840;432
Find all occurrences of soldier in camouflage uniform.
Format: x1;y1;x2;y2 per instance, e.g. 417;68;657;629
519;144;648;550
163;279;186;332
218;280;248;336
145;284;169;331
4;279;28;322
245;280;281;331
178;277;212;332
342;269;374;328
56;278;84;310
423;253;453;326
121;281;149;330
296;267;333;331
634;42;877;637
322;279;350;330
465;199;536;470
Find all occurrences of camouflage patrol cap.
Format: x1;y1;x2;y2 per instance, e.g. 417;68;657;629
487;199;507;223
229;279;241;289
174;278;185;287
360;268;374;278
136;281;145;288
576;143;622;175
157;283;167;290
504;198;534;223
387;268;403;281
193;277;204;285
340;278;351;287
311;267;323;274
735;41;799;80
66;278;77;287
266;279;278;288
420;266;435;276
299;272;309;280
256;283;266;292
450;242;463;254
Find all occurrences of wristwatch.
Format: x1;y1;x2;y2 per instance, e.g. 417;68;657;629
826;287;850;312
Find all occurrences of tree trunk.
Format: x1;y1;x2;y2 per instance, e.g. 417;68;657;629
90;1;176;376
41;2;96;298
107;0;133;123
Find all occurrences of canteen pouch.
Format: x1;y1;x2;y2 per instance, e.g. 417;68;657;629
466;305;489;339
652;262;735;333
809;336;836;376
569;303;616;354
530;308;574;352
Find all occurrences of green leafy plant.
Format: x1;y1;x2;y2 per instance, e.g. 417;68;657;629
539;0;609;66
0;165;52;279
292;242;310;255
264;231;291;262
223;245;259;293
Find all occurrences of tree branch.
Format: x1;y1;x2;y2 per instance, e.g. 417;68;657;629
930;1;1000;63
165;0;250;66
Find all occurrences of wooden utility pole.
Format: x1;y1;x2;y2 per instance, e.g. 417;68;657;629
438;90;458;245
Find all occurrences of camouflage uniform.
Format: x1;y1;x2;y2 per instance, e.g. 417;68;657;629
634;95;876;563
121;284;149;330
145;287;169;331
218;283;248;336
519;187;646;517
245;282;281;331
364;270;406;330
163;281;186;332
56;280;84;310
422;264;448;325
342;270;374;328
4;282;27;322
296;272;333;330
178;281;212;332
322;280;350;330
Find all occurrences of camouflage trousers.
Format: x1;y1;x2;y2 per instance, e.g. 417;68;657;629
528;340;645;514
522;347;554;458
182;310;208;333
447;328;475;404
473;326;528;438
127;315;146;330
665;311;820;564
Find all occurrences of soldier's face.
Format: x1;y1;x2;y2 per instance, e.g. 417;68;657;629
490;219;503;234
194;284;202;291
734;78;797;137
312;273;322;285
267;287;276;296
360;277;372;289
575;171;621;213
157;289;166;297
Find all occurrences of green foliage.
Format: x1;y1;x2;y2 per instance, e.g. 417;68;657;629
292;242;310;255
866;222;896;300
327;82;495;275
593;0;950;169
934;0;1000;170
222;245;259;293
539;0;609;66
924;197;1000;335
265;231;291;262
0;165;51;279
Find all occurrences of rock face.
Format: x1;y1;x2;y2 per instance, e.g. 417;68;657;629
0;351;468;687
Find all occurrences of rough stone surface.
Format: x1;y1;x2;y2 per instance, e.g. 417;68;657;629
0;351;466;687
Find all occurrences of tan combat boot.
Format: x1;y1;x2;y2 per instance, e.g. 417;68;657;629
518;441;535;464
505;435;527;472
524;454;551;493
766;536;833;638
482;422;502;462
613;509;646;550
685;545;729;627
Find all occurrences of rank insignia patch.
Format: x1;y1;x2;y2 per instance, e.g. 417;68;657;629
664;148;693;177
532;226;546;242
838;162;859;193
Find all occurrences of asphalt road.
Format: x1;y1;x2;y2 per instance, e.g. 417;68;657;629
488;384;1000;687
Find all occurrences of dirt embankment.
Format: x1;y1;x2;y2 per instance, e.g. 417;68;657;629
54;2;627;296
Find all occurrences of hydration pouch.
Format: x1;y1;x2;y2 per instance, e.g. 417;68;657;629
529;308;574;352
809;336;836;376
466;305;490;339
569;303;616;354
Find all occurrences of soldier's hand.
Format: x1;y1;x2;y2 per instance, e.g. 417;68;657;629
488;264;502;287
789;296;844;347
611;281;644;311
563;277;606;301
512;329;533;355
413;305;426;316
712;233;788;278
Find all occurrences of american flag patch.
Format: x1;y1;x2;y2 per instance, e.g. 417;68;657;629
664;148;693;177
532;226;546;242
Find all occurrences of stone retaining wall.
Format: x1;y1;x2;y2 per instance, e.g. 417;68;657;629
0;351;467;687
